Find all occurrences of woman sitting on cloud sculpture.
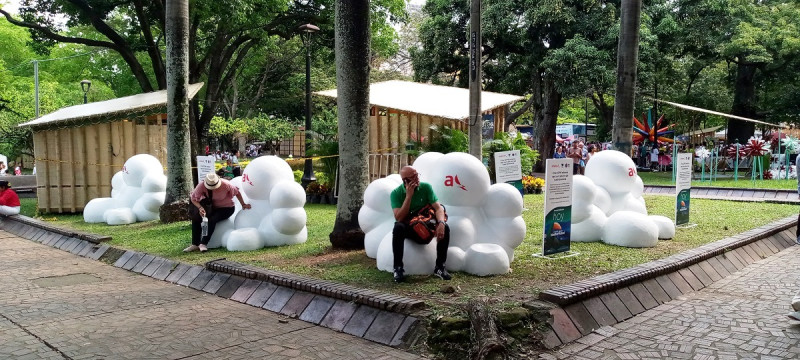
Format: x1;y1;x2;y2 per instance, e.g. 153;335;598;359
184;173;251;253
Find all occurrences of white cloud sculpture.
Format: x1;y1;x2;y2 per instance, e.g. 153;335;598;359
206;156;308;251
359;152;526;276
84;154;167;225
573;150;674;247
83;155;308;250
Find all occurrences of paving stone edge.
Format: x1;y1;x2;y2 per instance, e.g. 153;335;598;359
0;214;111;243
535;214;798;349
0;214;426;349
539;214;797;306
204;259;426;314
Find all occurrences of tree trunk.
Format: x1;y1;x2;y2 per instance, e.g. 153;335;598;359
531;77;561;173
611;0;642;156
728;61;757;144
468;299;506;360
592;92;614;141
160;0;194;223
329;0;370;249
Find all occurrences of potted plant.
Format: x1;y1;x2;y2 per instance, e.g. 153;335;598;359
483;132;540;183
318;184;330;204
532;177;545;194
307;182;322;203
522;175;536;194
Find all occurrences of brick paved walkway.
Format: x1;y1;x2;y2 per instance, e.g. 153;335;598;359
0;232;423;360
543;244;800;359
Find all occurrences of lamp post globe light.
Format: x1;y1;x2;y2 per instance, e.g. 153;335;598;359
299;23;319;188
80;79;92;104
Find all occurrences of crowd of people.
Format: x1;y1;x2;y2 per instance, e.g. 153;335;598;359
552;140;698;174
0;161;26;176
553;140;605;175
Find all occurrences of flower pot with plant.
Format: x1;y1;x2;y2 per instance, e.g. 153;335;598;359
307;182;322;203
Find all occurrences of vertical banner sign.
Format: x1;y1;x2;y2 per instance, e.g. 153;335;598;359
196;155;216;184
482;114;495;141
494;150;523;196
675;153;692;225
542;158;573;256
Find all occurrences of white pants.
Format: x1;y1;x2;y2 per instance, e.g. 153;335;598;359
0;205;20;216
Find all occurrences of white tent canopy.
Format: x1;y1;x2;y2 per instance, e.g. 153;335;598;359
19;83;204;128
315;80;524;121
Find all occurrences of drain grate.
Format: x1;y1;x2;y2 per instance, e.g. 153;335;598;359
32;273;101;288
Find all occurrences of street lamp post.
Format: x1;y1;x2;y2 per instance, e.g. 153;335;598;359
80;80;92;104
299;23;319;188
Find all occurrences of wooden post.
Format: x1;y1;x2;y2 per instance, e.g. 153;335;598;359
399;112;409;154
85;124;99;201
74;126;88;210
379;110;389;153
45;130;61;212
98;122;112;197
421;115;432;141
33;131;48;212
410;113;419;142
369;106;378;152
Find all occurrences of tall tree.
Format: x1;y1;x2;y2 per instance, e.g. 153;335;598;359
1;0;404;156
412;0;618;170
160;0;193;222
329;0;370;250
611;0;642;156
722;1;800;141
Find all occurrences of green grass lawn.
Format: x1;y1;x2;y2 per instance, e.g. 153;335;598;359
639;171;797;190
19;196;798;309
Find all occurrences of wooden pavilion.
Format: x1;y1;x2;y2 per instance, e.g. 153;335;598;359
315;80;523;179
18;83;204;213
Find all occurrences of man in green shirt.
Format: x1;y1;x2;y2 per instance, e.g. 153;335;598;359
390;166;451;283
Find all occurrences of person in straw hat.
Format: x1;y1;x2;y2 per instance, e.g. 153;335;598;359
185;173;251;252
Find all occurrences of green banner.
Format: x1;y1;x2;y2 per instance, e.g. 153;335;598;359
676;189;691;226
543;206;572;255
675;153;692;226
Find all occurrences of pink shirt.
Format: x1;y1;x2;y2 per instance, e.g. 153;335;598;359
190;180;240;208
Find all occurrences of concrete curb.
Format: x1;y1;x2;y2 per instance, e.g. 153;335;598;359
643;185;799;204
536;215;798;349
0;214;426;349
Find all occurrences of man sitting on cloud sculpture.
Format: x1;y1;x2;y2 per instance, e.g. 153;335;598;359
389;166;452;283
359;152;526;277
83;154;167;225
571;150;675;247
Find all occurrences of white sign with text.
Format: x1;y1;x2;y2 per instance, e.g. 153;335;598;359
196;155;216;183
494;150;522;183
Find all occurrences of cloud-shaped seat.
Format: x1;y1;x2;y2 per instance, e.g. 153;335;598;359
215;156;308;251
359;152;526;276
572;150;674;247
83;154;167;225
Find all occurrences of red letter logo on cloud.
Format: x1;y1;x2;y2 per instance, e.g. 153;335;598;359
242;173;254;186
444;175;467;191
